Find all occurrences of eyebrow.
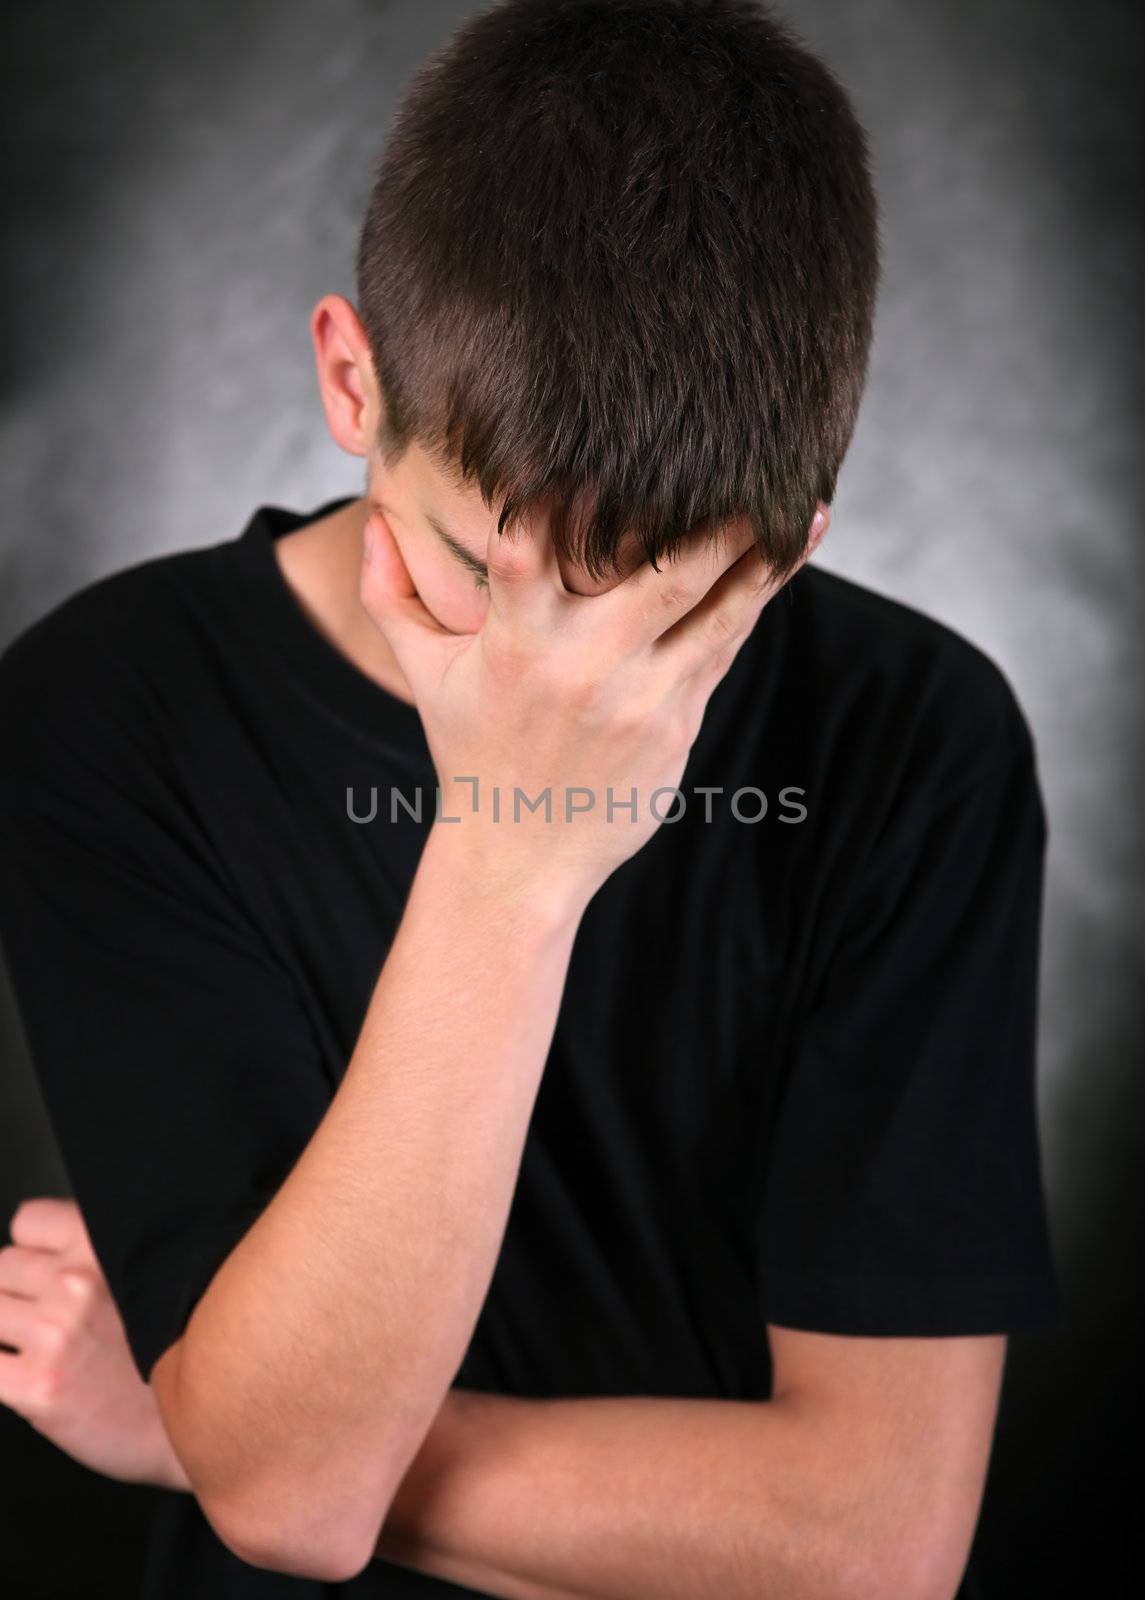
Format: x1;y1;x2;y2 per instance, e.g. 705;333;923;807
424;510;489;578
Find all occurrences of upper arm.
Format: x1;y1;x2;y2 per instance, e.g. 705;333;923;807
754;679;1061;1340
743;669;1056;1597
767;1323;1006;1600
0;624;334;1491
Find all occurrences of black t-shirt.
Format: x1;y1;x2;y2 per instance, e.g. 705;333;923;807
0;497;1060;1599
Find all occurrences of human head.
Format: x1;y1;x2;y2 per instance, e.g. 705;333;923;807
316;0;879;630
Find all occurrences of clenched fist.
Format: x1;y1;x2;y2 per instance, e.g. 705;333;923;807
0;1197;189;1490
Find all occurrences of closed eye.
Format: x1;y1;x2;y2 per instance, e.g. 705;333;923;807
423;507;491;587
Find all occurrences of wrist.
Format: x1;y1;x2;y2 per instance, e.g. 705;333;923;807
415;817;594;938
154;1450;194;1493
138;1406;194;1493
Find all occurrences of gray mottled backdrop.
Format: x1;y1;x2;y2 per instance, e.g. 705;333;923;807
2;2;1141;1594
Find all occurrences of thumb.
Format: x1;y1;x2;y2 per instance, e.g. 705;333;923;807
359;511;457;684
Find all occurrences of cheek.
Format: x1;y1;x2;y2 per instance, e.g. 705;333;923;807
404;552;490;634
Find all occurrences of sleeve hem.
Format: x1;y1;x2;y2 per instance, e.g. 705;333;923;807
759;1267;1064;1337
118;1206;270;1384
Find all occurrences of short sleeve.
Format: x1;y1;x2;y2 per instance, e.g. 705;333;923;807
756;692;1062;1337
0;624;334;1384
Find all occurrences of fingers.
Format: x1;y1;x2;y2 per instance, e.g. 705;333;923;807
0;1281;45;1350
0;1262;101;1415
652;505;827;682
8;1197;87;1256
483;506;566;629
0;1246;100;1353
654;537;806;682
359;511;461;693
0;1242;60;1299
579;513;764;654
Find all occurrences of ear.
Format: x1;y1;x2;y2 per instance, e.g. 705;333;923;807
807;501;832;555
310;294;377;457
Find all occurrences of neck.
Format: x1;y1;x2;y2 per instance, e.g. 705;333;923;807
272;493;417;707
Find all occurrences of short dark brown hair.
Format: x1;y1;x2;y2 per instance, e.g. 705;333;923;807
355;0;881;581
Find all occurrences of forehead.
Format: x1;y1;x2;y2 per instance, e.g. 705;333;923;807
426;505;641;596
409;441;740;594
408;451;632;590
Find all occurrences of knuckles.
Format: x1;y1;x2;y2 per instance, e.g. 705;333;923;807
706;601;744;645
485;543;532;583
483;630;531;679
27;1368;66;1413
651;580;697;617
563;670;608;718
36;1318;68;1358
60;1266;99;1310
700;641;738;686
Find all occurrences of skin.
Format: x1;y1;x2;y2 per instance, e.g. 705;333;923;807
1;1197;1005;1599
274;294;831;768
0;294;1007;1598
0;1197;190;1490
143;289;822;1584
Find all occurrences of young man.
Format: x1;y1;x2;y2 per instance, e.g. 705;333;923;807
0;1;1059;1596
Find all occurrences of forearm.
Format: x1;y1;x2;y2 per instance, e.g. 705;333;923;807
156;826;585;1573
373;1389;893;1600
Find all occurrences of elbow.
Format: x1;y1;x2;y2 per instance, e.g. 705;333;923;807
195;1451;399;1582
205;1494;383;1584
177;1419;391;1582
859;1561;967;1600
233;1535;375;1586
194;1443;407;1580
835;1525;971;1600
224;1536;373;1586
153;1340;394;1582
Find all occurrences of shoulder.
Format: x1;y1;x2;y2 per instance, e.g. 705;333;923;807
1;542;216;680
765;565;1046;877
786;563;1037;779
0;543;227;783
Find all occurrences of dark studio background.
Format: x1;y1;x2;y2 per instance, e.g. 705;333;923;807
1;2;1141;1595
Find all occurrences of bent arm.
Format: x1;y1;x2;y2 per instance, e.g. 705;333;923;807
151;827;585;1582
371;1331;1005;1600
374;1393;923;1600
